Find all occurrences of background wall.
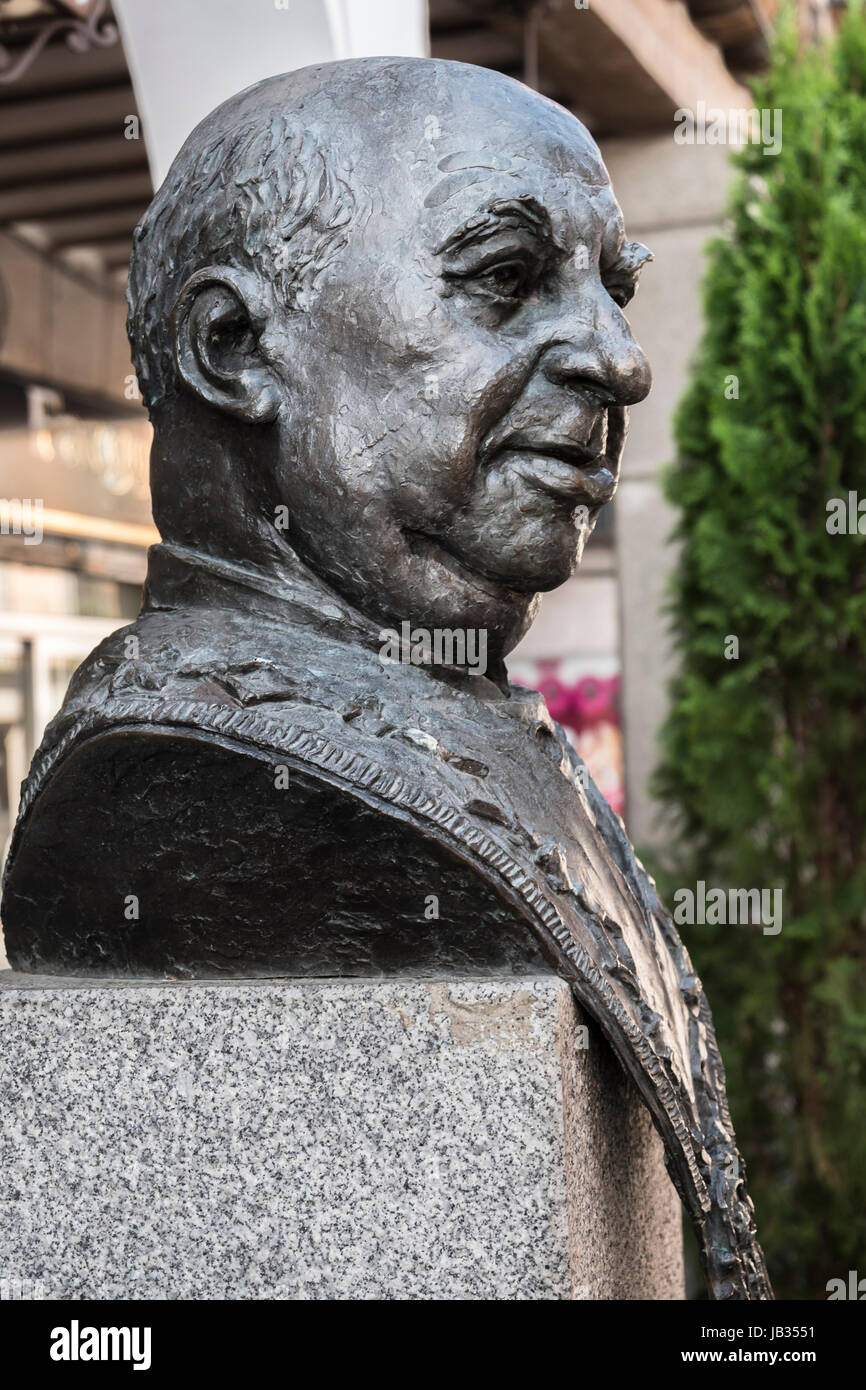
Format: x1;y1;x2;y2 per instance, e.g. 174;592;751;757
602;136;736;848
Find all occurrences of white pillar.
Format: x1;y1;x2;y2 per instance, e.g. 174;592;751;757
114;0;428;188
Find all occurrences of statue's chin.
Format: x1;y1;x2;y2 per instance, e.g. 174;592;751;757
437;506;595;599
469;539;587;597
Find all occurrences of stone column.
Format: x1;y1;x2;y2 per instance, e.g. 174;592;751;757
0;972;683;1300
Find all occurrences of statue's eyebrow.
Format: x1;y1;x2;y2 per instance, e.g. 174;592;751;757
433;196;558;257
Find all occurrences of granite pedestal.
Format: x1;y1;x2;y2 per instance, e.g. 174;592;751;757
0;973;684;1300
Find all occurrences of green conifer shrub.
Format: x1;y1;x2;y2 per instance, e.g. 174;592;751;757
653;8;866;1298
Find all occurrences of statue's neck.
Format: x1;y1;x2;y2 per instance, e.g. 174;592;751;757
143;540;512;696
144;540;376;640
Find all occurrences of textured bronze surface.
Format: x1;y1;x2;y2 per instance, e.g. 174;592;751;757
2;58;771;1299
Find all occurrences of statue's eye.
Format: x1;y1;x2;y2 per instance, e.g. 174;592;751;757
603;276;637;310
476;260;532;301
467;261;536;307
441;240;549;306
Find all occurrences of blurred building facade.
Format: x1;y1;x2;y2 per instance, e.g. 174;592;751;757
0;0;795;865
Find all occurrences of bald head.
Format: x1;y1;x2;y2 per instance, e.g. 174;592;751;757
127;57;607;412
128;57;650;660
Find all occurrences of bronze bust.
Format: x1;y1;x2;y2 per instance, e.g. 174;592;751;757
1;58;770;1299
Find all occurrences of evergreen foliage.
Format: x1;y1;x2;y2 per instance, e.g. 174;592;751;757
653;7;866;1298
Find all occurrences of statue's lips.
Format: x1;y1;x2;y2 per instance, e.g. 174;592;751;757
498;444;616;505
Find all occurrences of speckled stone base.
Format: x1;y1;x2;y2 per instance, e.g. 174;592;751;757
0;972;683;1300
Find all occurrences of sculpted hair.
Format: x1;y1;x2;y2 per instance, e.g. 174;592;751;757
127;111;355;413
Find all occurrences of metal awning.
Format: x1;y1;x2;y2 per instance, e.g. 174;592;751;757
0;0;776;284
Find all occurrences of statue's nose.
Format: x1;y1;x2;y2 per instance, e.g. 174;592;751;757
542;321;652;407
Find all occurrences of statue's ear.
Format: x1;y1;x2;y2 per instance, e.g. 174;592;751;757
172;266;281;424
